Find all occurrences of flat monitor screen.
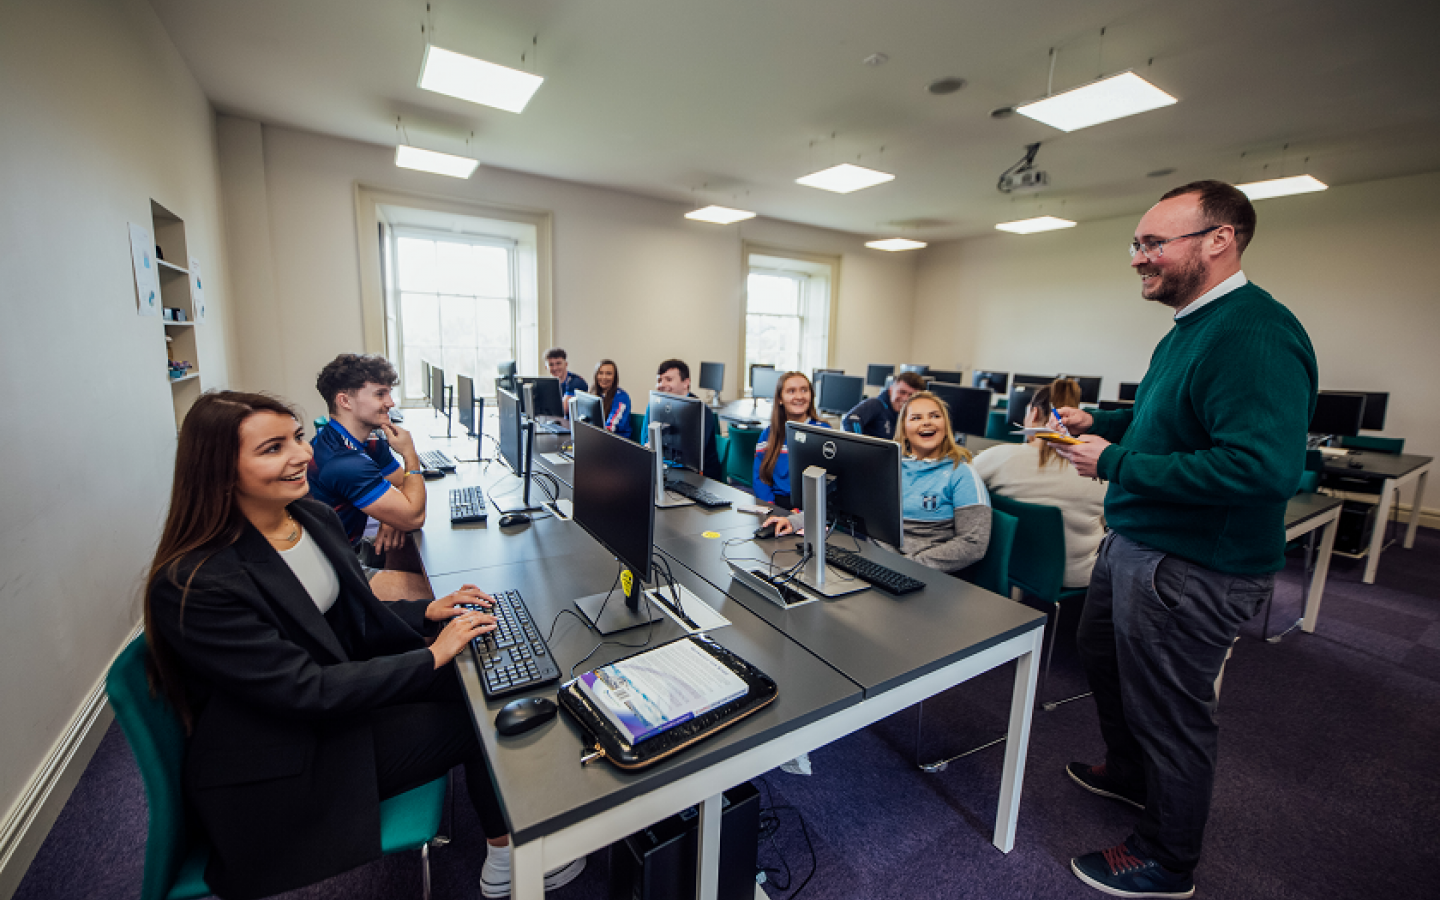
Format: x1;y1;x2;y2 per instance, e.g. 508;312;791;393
421;360;433;401
572;390;603;427
1012;373;1052;389
751;366;781;401
748;363;774;392
517;377;566;419
1061;375;1102;404
1008;384;1040;428
898;364;929;375
1118;382;1140;402
1358;391;1388;431
866;364;894;388
698;361;725;393
572;421;654;583
927;369;965;385
457;374;476;434
973;370;1009;394
816;373;865;415
812;368;843;382
1310;392;1366;437
647;391;706;473
928;383;992;436
785;422;903;547
496;387;524;476
430;365;447;416
496;360;517;394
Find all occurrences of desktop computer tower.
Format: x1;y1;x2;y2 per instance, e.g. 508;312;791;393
1335;499;1377;555
608;781;760;900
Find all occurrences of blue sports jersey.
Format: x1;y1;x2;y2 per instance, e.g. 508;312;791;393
752;418;828;503
558;371;588;397
308;420;400;546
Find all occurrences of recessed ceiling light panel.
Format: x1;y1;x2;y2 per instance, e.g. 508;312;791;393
395;144;480;179
995;216;1077;234
1236;174;1327;200
1016;71;1176;132
865;238;928;251
685;205;756;224
418;44;544;113
795;163;896;194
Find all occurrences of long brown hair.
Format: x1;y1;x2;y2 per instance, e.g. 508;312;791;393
895;392;972;467
143;390;301;729
1031;378;1082;468
593;358;620;416
758;372;818;489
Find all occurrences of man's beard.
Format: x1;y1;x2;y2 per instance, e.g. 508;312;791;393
1139;255;1207;309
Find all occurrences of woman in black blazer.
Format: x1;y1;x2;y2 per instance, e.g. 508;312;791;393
144;391;583;899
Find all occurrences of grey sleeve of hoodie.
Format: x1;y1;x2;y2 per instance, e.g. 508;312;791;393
902;505;992;574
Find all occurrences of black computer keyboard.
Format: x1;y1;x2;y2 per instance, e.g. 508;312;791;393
663;479;732;509
823;546;925;595
468;590;561;700
449;486;488;524
420;449;457;472
534;420;570;435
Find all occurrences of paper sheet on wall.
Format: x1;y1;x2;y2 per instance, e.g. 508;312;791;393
189;256;206;322
128;223;159;316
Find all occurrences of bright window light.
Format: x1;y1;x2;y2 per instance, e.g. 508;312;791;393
995;216;1077;234
865;238;927;251
685;205;756;224
796;163;895;194
1017;71;1176;132
395;145;480;179
1236;174;1328;201
418;45;544;114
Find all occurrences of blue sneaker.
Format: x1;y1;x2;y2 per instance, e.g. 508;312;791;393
1071;841;1195;898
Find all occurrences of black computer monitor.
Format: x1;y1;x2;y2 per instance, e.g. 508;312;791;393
457;374;477;435
812;368;843;382
647;391;706;473
496;387;526;477
699;361;725;394
516;376;566;419
572;390;603;427
1012;373;1052;389
898;364;929;375
421;360;433;402
496;360;517;394
430;365;447;416
1008;384;1040;428
816;373;865;415
1061;375;1102;405
785;422;903;548
866;364;894;388
1354;391;1388;431
929;383;993;437
748;363;773;392
571;420;660;634
927;369;965;385
751;366;781;401
972;370;1008;394
1310;392;1366;438
1118;382;1140;402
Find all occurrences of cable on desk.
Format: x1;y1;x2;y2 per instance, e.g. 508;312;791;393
650;553;697;629
566;560;658;678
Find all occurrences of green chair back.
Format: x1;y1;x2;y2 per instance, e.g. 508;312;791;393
714;434;731;477
724;426;762;489
1296;471;1320;494
958;508;1017;596
1341;435;1404;455
990;494;1086;605
630;411;646;441
985;409;1022;443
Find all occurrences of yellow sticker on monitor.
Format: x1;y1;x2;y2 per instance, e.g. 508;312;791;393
702;531;721;539
620;569;634;597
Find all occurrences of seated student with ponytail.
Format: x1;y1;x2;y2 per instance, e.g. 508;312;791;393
592;358;633;440
972;378;1107;587
763;391;991;574
752;371;829;508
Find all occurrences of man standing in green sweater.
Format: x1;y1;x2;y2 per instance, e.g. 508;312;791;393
1055;181;1317;898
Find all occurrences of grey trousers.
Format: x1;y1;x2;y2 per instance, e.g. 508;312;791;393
1077;531;1274;872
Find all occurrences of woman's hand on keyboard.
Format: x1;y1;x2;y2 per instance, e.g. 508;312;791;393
430;607;496;668
426;584;494;622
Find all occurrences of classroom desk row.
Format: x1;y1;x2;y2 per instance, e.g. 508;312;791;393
409;416;1046;900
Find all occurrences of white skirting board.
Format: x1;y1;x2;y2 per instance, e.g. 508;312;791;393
0;623;141;900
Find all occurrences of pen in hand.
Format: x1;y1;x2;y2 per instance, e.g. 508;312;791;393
1052;407;1072;437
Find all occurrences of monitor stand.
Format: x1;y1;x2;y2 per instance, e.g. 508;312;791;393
794;465;868;598
650;423;695;508
493;420;545;514
574;584;662;635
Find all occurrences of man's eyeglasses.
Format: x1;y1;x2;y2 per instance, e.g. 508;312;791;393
1128;225;1221;261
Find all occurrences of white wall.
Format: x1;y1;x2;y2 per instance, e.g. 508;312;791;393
913;173;1440;475
0;0;233;888
218;121;918;417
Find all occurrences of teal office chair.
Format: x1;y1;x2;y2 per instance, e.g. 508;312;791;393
107;636;451;900
917;508;1017;772
723;426;762;490
985;410;1022;443
630;411;646;442
714;433;731;479
990;494;1091;711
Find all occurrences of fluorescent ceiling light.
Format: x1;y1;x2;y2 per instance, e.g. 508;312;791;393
995;216;1077;234
1236;174;1328;200
865;238;928;251
685;205;756;224
395;144;480;179
1017;71;1176;132
418;44;544;113
796;163;895;194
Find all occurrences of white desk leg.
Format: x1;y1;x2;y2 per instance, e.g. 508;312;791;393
695;793;722;900
1363;477;1399;584
994;626;1043;853
1301;514;1339;634
1404;468;1428;550
511;840;544;900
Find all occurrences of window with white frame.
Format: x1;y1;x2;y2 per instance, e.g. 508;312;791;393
743;250;835;392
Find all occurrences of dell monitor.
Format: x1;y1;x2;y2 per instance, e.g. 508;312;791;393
430;364;447;416
457;374;477;435
496;360;517;394
748;363;774;393
751;366;781;402
812;367;843;382
570;420;663;634
785;422;904;597
1310;392;1366;438
516;376;567;420
927;369;965;385
421;360;433;402
698;361;725;392
1060;375;1102;405
816;373;865;416
1007;384;1041;428
572;390;604;427
929;383;993;438
1356;391;1388;431
494;387;542;513
973;370;1009;394
1118;382;1140;402
866;364;895;388
898;364;929;375
1012;373;1052;389
647;391;706;474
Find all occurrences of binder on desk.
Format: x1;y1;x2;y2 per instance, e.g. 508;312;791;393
558;634;778;771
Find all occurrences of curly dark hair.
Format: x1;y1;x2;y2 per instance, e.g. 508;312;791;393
315;353;399;414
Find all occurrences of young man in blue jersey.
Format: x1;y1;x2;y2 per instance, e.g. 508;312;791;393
842;370;924;439
544;347;588;397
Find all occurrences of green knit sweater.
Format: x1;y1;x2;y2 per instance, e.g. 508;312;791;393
1090;281;1317;574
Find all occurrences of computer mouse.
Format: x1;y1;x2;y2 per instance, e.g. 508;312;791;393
497;513;531;528
421;468;445;480
754;521;779;540
1347;459;1363;469
494;697;558;736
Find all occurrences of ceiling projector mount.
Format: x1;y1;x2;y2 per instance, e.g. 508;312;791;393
997;142;1049;194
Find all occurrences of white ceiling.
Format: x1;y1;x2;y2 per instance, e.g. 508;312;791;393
149;0;1440;240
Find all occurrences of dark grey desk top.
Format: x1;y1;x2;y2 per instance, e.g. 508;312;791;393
714;399;770;428
1285;492;1344;529
1320;451;1432;480
429;553;862;845
657;525;1045;698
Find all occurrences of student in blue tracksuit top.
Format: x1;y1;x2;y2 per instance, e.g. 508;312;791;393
544;347;588;397
592;358;633;440
752;372;828;508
